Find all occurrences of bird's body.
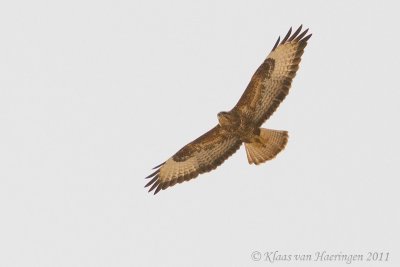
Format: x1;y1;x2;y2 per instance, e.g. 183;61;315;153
146;26;312;194
218;111;255;142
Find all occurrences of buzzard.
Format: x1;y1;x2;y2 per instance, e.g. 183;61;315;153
146;25;311;194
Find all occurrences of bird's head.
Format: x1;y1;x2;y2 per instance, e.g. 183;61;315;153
217;111;240;128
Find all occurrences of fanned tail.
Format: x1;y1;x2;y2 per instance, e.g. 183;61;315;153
245;128;288;165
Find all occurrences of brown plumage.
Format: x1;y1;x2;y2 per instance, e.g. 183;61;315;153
146;26;311;194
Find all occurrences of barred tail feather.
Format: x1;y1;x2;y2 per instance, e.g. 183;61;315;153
245;128;288;165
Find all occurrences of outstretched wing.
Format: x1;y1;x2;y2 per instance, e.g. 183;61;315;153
145;126;242;194
234;25;311;127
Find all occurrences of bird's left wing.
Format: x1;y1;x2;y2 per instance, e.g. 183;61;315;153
234;25;311;126
145;125;242;194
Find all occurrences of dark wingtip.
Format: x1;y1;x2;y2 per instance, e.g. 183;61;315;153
272;25;312;52
302;33;312;42
148;180;160;192
145;168;160;179
145;175;159;188
154;184;163;195
288;25;302;42
272;36;280;52
152;162;165;169
280;27;292;44
295;28;309;41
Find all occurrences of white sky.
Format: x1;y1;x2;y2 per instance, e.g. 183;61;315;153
0;0;399;266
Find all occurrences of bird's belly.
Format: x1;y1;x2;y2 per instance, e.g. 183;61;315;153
237;127;258;143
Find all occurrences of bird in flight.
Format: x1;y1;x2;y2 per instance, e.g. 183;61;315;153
146;25;311;194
